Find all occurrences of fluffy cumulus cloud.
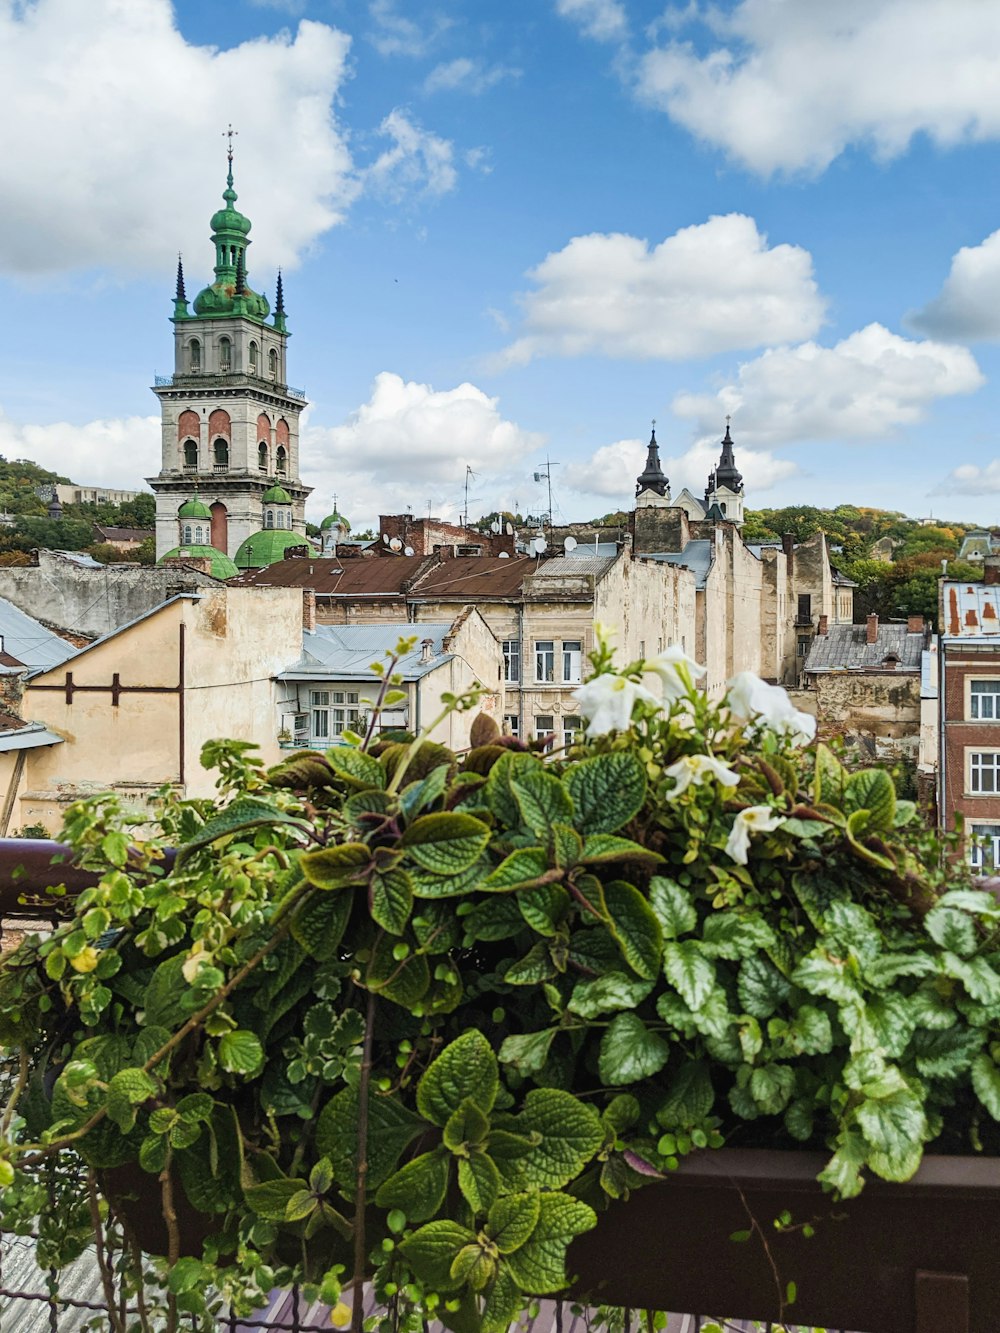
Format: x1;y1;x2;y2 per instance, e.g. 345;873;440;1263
933;461;1000;496
0;0;356;276
423;58;520;95
497;215;826;366
562;434;797;503
555;0;628;43
300;373;544;523
637;0;1000;175
0;409;161;492
366;111;459;202
672;324;985;443
909;229;1000;340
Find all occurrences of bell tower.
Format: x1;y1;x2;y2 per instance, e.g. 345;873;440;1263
704;418;745;527
148;133;311;561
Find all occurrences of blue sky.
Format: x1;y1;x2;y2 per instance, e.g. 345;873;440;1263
3;0;1000;529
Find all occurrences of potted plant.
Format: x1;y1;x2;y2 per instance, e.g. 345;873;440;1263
0;632;997;1332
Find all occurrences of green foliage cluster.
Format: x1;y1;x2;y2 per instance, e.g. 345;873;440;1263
0;650;997;1331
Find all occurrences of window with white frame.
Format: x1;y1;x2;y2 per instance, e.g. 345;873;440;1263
534;714;554;746
969;751;1000;794
504;714;519;738
562;640;582;684
971;680;1000;721
502;639;520;683
969;823;1000;875
562;715;582;749
331;690;361;738
535;641;555;683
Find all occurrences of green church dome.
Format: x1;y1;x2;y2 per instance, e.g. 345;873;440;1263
320;509;350;532
262;483;293;504
210;185;251;237
190;159;271;323
159;545;239;580
178;495;212;519
234;529;309;570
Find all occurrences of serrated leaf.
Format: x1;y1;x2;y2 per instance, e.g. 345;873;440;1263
663;941;716;1011
375;1149;451;1222
518;883;570;937
504;941;556;985
498;1028;557;1075
749;1063;795;1115
457;1153;501;1214
942;952;1000;1005
105;1067;158;1132
463;896;524;941
371;869;413;935
580;834;663;865
785;1099;814;1142
443;1098;490;1151
814;743;846;808
399;1220;476;1291
316;1087;423;1191
324;746;387;790
856;1089;927;1179
175;798;308;867
598;1012;670;1086
925;906;978;957
487;1190;541;1254
648;877;697;939
482;1267;522;1333
818;1127;868;1199
737;954;792;1019
244;1176;309;1221
410;856;489;900
972;1053;1000;1120
844;768;896;832
143;955;189;1030
700;911;776;959
290;889;352;960
300;843;371;889
912;1025;984;1079
218;1030;264;1076
605;880;663;979
786;1005;833;1055
503;1193;597;1295
366;934;430;1008
791;954;858;1006
509;766;575;837
402;813;491;875
845;809;896;871
399;764;451;821
417;1031;498;1127
563;751;647;835
502;1089;603;1189
657;1061;714;1129
568;971;654;1019
482;848;552;892
451;1241;497;1292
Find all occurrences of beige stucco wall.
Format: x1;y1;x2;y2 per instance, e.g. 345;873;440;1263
812;671;922;759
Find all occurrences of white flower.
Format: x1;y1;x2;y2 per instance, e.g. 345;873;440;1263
726;671;817;745
664;753;741;798
724;805;786;865
647;646;708;701
573;674;661;736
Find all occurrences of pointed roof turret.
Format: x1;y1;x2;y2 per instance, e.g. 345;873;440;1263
173;255;189;319
712;417;743;494
274;269;287;333
635;424;669;498
191;139;270;323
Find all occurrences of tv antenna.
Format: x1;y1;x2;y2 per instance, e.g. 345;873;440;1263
463;464;476;529
533;459;559;535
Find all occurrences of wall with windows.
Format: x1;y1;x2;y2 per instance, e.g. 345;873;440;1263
939;645;1000;867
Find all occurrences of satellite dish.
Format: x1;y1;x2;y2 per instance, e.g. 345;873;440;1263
564;536;578;552
498;551;510;559
404;546;415;557
491;520;501;534
382;533;389;545
532;537;547;554
389;537;403;551
505;522;514;536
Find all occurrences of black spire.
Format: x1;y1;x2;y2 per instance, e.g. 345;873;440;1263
275;269;285;315
712;418;743;494
635;425;669;499
175;254;186;302
234;249;246;296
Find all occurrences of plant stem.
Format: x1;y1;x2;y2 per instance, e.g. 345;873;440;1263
0;1047;28;1138
160;1146;180;1333
88;1169;127;1333
351;988;377;1333
119;1210;153;1333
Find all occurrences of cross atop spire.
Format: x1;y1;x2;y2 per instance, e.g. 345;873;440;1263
223;123;238;187
635;422;669;500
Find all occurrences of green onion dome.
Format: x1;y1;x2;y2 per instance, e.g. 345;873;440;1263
234;529;309;570
261;484;293;505
320;509;350;532
158;546;238;580
178;496;213;520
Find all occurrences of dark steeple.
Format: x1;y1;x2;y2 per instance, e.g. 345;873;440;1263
274;269;287;333
635;425;669;498
234;247;246;297
710;418;743;495
173;254;189;319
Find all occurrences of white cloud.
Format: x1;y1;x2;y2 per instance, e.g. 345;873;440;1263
367;1;450;57
0;0;357;276
301;373;544;523
672;324;985;443
637;0;1000;175
0;410;161;492
424;58;519;95
556;0;628;43
909;228;1000;340
562;434;797;502
498;214;825;366
933;461;1000;495
366;110;459;202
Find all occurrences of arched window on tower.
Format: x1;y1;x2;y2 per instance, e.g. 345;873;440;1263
194;525;203;544
269;348;278;380
218;337;232;373
183;439;197;470
265;509;274;530
276;445;287;476
249;341;259;376
183;524;192;545
258;442;268;472
214;438;229;471
189;339;201;373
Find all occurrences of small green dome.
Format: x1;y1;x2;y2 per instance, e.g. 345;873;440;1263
262;484;293;504
320;510;350;532
234;529;309;570
192;281;270;321
159;545;238;580
178;495;212;519
210;185;251;237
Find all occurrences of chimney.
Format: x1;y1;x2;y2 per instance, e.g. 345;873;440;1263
985;556;1000;586
781;533;795;560
907;614;924;634
302;589;316;633
866;613;878;645
817;614;828;636
420;638;434;664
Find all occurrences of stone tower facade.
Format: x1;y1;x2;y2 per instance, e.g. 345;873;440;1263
148;152;311;561
704;420;745;527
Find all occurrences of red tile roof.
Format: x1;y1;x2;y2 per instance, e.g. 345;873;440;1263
231;554;536;600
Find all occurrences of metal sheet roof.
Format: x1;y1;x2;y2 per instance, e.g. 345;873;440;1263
279;623;456;680
804;622;924;673
0;597;79;672
530;554;616;577
410;557;533;599
942;580;1000;639
644;540;714;589
0;722;65;752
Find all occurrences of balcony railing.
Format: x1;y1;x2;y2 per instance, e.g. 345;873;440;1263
153;372;306;400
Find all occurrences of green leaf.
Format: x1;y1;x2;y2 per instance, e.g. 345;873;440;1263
375;1149;451;1222
143;955;190;1029
844;768;896;831
487;1191;541;1254
175;798;308;867
786;1005;833;1056
290;890;352;960
504;941;556;986
580;834;662;865
598;1012;670;1086
482;1267;522;1333
856;1089;927;1180
324;746;387;790
518;884;570;937
482;848;551;892
218;1030;264;1076
400;1220;476;1291
417;1031;498;1127
399;763;451;822
941;952;1000;1005
410;857;489;900
845;809;896;871
925;906;978;957
551;822;584;869
371;869;413;935
605;880;663;979
738;954;793;1019
973;1053;1000;1120
790;954;858;1006
700;911;776;959
167;1257;209;1295
498;1029;557;1076
285;1189;319;1223
663;941;716;1011
451;1241;496;1292
818;1127;868;1199
648;877;697;939
463;896;526;941
316;1087;423;1191
563;751;647;835
568;971;654;1019
443;1098;490;1152
366;934;430;1008
300;843;371;889
814;743;846;808
402;813;492;875
912;1025;984;1079
245;1176;309;1221
502;1089;603;1189
457;1153;501;1214
105;1067;158;1132
504;1193;597;1295
749;1063;795;1115
657;1061;714;1129
139;1132;168;1174
510;766;575;837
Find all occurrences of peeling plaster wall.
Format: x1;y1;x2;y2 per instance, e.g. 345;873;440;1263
812;671;922;758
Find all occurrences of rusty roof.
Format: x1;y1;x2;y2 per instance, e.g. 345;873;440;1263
408;557;533;599
942;580;1000;639
231;556;424;595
